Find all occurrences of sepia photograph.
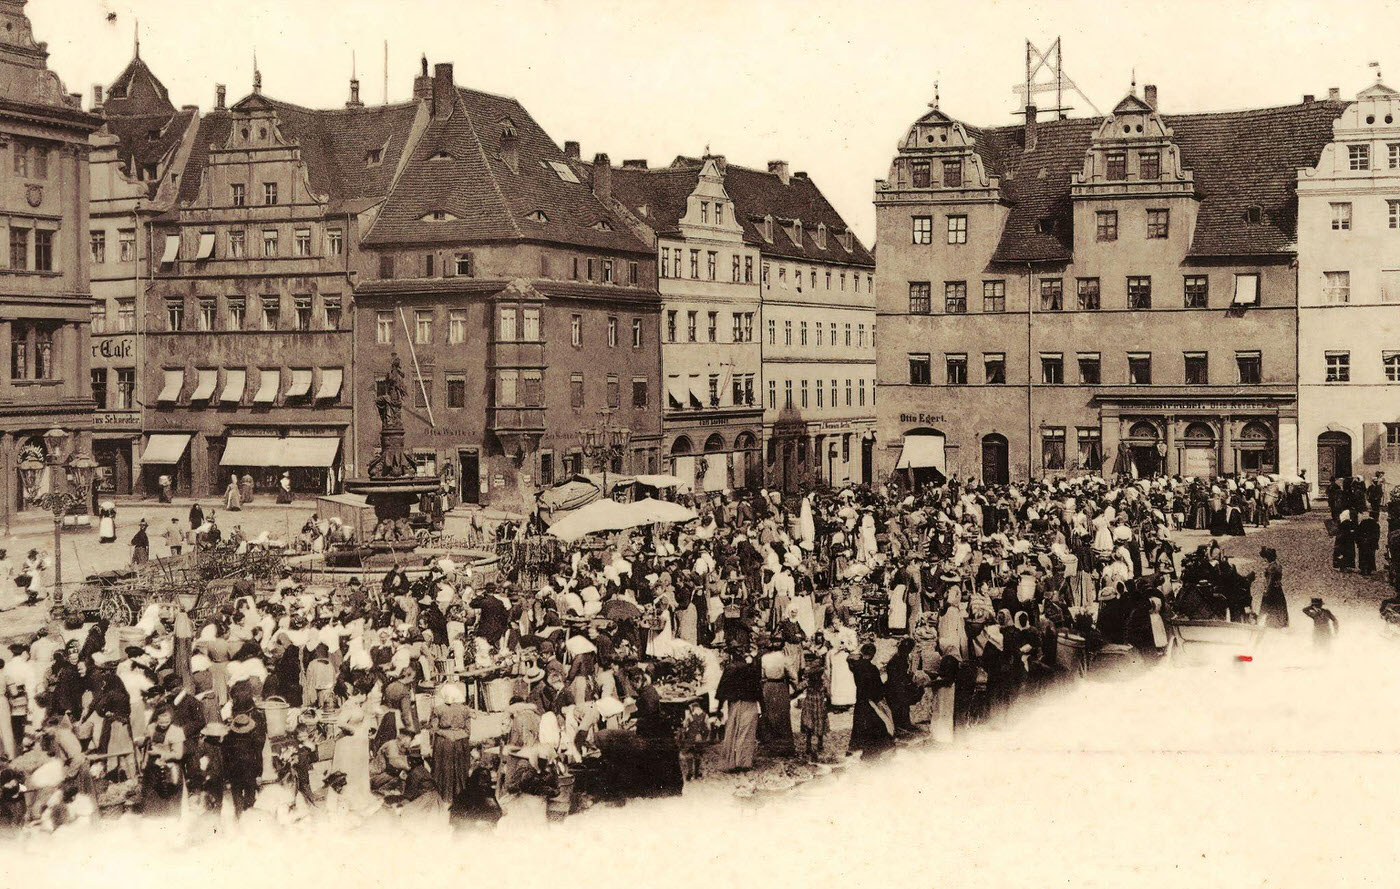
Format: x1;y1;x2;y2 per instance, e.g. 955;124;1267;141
2;0;1399;885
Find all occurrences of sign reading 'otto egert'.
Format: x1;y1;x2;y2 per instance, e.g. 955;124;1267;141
899;413;945;425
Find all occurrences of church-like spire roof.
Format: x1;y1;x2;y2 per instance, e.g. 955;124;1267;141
104;54;174;117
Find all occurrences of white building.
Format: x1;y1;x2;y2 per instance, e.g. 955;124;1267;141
1298;81;1400;489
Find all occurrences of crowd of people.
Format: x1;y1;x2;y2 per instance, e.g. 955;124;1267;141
0;467;1351;835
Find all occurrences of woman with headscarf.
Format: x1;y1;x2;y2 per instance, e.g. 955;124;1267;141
1258;546;1289;628
1333;510;1357;571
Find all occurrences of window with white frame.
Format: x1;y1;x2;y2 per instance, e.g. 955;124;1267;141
913;216;933;244
414;310;433;343
1391;200;1400;230
946;215;967;245
1384;351;1400;382
1324;270;1351;303
1349;144;1370;171
376;311;393;344
1331;202;1352;230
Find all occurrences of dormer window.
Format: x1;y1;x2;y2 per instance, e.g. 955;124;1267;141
1139;151;1160;180
365;147;383;166
527;210;549;224
1349;144;1371;171
791;220;803;246
592;220;613;232
146;130;161;141
839;229;853;251
1035;218;1055;234
816;223;827;249
430;150;454;161
762;215;774;242
1106;151;1127;181
1245;205;1264;225
421;210;458;221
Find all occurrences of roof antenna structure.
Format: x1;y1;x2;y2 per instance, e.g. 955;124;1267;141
1012;37;1100;119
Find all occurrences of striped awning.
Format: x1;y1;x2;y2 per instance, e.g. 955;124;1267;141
142;434;190;465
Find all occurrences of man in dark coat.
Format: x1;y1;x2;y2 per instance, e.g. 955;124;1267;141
189;502;205;533
1357;514;1381;576
1368;475;1385;520
224;712;266;815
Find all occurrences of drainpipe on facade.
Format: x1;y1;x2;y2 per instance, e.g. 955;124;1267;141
1026;262;1034;481
1293;256;1300;479
345;212;356;487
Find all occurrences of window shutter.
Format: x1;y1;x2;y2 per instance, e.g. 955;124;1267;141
1363;423;1382;465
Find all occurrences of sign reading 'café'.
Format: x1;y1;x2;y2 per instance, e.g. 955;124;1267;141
91;336;135;360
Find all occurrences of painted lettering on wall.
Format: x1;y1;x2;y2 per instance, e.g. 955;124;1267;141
93;411;140;428
899;413;945;424
91;337;134;360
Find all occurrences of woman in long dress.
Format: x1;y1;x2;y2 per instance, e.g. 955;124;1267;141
758;644;795;756
332;689;376;810
1258;546;1289;628
98;503;116;544
827;624;858;709
715;653;761;772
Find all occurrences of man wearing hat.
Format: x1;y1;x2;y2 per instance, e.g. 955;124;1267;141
1301;597;1338;650
224;712;264;815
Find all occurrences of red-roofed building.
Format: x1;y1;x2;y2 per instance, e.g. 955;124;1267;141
0;0;104;527
351;62;661;510
876;85;1345;485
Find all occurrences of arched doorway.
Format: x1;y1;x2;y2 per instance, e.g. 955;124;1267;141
670;435;696;491
897;427;946;489
981;433;1009;485
700;433;727;493
1317;431;1352;488
734;432;758;490
1180;422;1218;479
1124;420;1162;478
1237;421;1276;474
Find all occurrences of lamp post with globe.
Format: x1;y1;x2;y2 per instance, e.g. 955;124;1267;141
17;427;96;601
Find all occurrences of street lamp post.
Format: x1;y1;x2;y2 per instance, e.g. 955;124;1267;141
17;428;96;603
578;408;633;497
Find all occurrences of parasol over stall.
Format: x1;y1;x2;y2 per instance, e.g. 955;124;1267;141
545;498;698;543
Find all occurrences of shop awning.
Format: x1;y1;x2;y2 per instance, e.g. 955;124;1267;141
222;436;280;467
190;369;217;401
280;437;340;467
195;232;215;260
157;369;183;402
315;368;342;400
142;433;190;464
666;376;686;409
688;375;706;408
253;369;279;404
896;434;946;471
160;234;180;265
219;369;246;404
284;369;312;398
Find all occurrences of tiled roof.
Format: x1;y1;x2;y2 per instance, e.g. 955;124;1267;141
960;100;1348;262
103;56;174;118
612;158;875;267
176;96;420;211
104;108;194;189
364;87;648;254
609;165;698;237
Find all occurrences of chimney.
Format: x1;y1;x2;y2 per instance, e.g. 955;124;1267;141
1328;87;1341;101
1024;104;1038;152
346;76;363;109
622;159;648;170
432;62;454;118
1144;84;1158;110
564;141;581;160
592;153;612;202
215;84;226;111
1302;94;1315;104
767;160;790;186
413;55;432;102
92;84;104;111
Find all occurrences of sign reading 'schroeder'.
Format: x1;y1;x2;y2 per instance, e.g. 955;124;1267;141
91;336;135;360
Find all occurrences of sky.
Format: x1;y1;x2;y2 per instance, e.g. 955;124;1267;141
24;0;1400;244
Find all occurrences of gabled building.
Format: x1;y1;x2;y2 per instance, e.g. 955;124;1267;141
611;154;764;493
142;69;421;498
736;160;876;492
0;0;103;525
876;85;1345;486
88;47;198;496
1297;81;1400;488
352;61;661;511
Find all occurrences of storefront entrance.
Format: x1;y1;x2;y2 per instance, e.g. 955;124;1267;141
981;433;1009;485
458;450;480;505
